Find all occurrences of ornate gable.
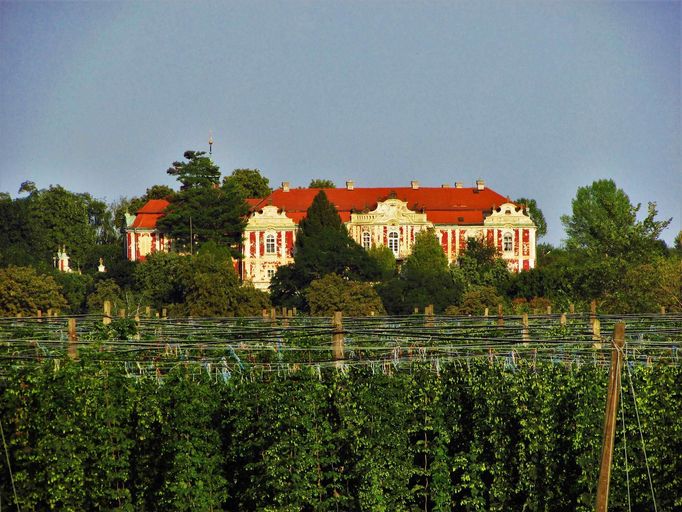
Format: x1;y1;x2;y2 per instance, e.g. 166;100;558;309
483;202;535;228
349;198;432;227
246;205;296;231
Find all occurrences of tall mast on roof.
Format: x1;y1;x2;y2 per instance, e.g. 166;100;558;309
208;131;214;156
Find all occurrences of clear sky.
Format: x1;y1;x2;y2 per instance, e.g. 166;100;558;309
1;1;679;246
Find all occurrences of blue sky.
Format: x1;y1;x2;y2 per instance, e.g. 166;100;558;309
1;1;679;246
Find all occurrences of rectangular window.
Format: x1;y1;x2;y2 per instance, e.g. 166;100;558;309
265;234;276;254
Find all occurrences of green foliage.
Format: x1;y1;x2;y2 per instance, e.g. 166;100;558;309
2;359;680;510
134;252;191;309
160;151;248;254
184;251;240;317
166;150;220;190
309;178;336;188
222;168;272;198
306;273;386;316
53;271;93;314
158;181;248;255
453;285;505;315
515;197;547;238
455;237;511;292
379;230;463;314
235;284;272;317
86;279;125;313
367;245;397;280
561;179;670;258
0;266;67;316
134;247;251;317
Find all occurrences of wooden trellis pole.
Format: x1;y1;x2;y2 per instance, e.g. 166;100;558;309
596;322;626;512
332;311;344;362
103;301;112;325
67;318;78;360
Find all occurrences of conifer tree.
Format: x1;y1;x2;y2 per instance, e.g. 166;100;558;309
270;191;379;309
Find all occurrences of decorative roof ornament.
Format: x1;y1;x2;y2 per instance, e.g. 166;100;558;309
208;131;214;155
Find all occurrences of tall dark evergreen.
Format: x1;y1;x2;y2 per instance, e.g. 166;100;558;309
270;191;380;309
157;151;248;255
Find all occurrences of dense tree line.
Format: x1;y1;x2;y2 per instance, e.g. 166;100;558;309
0;155;679;318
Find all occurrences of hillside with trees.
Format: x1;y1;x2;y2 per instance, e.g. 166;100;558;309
0;157;679;318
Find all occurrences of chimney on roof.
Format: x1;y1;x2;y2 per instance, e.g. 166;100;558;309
282;181;290;192
455;182;463;188
476;179;485;191
441;183;450;188
346;180;354;190
411;180;419;190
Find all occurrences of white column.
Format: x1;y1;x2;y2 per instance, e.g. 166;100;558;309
529;228;536;269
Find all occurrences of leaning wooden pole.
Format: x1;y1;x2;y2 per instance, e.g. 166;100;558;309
595;322;626;512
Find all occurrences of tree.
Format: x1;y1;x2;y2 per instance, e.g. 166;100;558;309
453;285;505;315
86;279;124;313
135;252;192;308
674;231;682;256
515;197;547;239
222;169;272;198
18;180;36;194
166;151;220;190
367;245;397;280
306;274;385;316
183;248;242;316
378;230;463;314
22;185;103;269
159;153;248;255
561;179;670;258
270;191;380;310
0;266;67;316
53;271;93;314
309;179;335;188
455;237;511;292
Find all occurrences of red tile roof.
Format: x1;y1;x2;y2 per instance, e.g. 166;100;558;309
130;199;170;229
131;186;515;229
249;186;513;225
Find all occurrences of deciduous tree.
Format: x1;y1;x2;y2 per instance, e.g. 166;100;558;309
561;179;670;258
306;273;385;316
0;266;67;316
309;179;335;188
222;169;272;198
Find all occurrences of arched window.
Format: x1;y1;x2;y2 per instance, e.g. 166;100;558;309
265;233;276;254
503;232;513;252
388;231;399;256
362;231;371;250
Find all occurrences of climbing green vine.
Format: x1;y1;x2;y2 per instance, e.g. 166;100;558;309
0;356;680;511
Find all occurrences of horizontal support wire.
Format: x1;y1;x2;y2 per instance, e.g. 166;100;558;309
0;313;679;372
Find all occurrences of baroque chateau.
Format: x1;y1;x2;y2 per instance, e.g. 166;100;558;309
125;180;537;290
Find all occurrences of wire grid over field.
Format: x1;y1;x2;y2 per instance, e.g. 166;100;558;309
0;313;680;377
